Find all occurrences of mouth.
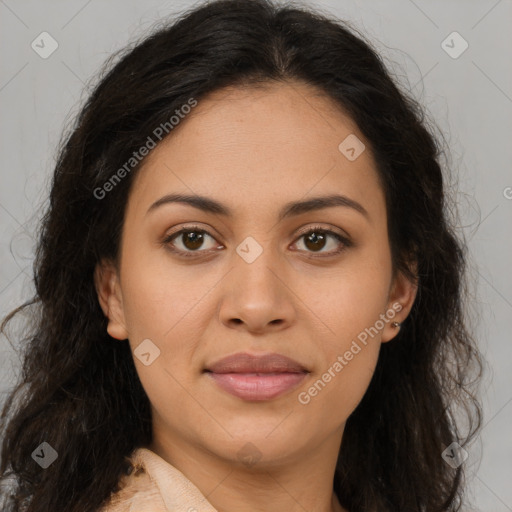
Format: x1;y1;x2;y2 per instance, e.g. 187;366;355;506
204;352;309;401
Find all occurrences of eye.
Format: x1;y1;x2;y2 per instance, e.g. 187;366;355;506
162;225;221;258
162;224;351;259
291;225;351;257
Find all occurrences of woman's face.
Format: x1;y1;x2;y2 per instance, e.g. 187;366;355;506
96;81;416;467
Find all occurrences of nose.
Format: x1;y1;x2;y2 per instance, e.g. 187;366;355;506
218;246;296;335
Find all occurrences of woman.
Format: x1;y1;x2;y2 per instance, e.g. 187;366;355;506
0;0;482;510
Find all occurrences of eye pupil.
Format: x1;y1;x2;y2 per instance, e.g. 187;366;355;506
183;231;204;250
305;231;326;251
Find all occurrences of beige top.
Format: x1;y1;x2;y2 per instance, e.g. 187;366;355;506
99;447;218;511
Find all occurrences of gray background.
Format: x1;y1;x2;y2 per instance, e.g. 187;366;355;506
0;0;510;509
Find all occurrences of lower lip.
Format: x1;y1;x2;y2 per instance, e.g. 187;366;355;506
206;372;308;401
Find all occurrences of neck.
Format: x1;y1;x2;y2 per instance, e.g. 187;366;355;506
148;429;348;512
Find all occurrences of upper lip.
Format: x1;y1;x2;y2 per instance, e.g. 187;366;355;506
205;352;309;374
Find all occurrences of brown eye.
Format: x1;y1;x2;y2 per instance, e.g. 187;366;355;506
180;230;206;250
163;226;220;257
292;227;351;257
163;225;351;259
303;231;327;252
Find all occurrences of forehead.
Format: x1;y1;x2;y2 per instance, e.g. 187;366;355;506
128;80;385;223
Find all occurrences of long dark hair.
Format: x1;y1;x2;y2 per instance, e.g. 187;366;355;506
0;0;483;510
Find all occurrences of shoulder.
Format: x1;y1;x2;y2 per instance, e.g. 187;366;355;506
97;448;168;512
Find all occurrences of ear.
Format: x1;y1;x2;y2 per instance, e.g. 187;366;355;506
381;260;418;343
94;259;129;341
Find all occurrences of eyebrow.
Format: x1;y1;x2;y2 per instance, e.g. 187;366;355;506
146;193;369;222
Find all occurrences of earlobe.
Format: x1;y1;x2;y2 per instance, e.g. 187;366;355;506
94;260;129;341
381;262;418;343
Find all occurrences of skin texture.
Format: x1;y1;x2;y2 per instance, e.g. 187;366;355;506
95;81;417;512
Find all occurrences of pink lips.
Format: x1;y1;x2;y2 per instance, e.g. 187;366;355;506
205;352;309;401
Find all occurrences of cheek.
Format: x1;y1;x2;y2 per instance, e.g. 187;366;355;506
119;241;207;342
300;254;389;414
308;257;391;351
118;254;205;409
300;346;379;425
118;243;220;394
299;279;385;420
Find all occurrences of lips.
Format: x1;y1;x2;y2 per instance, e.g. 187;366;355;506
206;352;308;374
204;352;309;401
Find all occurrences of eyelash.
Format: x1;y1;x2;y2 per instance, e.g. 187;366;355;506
162;224;352;259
